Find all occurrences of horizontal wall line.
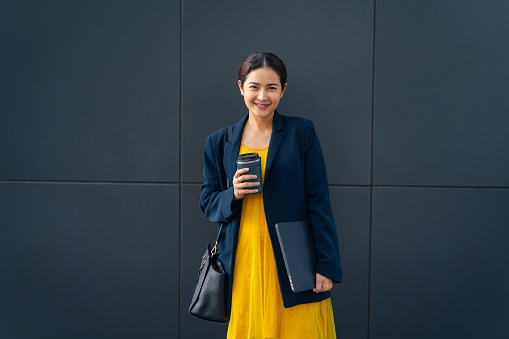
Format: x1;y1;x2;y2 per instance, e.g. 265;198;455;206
1;180;508;190
371;184;509;190
0;180;179;185
183;183;509;189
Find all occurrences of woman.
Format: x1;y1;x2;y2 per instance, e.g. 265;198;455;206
200;52;343;339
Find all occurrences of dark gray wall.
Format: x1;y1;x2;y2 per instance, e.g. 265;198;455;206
1;1;508;338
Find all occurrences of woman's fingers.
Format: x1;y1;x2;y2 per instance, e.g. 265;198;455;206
236;181;259;194
323;279;332;291
238;189;259;196
313;273;333;293
233;168;256;182
313;274;323;293
233;169;259;186
238;179;259;188
233;168;260;200
233;167;250;180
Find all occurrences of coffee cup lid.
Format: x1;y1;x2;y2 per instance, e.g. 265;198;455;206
237;153;260;163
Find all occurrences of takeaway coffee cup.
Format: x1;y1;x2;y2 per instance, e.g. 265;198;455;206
236;153;262;194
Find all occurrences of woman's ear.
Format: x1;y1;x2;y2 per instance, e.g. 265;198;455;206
238;80;244;96
280;83;288;98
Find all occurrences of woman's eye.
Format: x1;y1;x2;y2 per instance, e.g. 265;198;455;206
249;85;258;89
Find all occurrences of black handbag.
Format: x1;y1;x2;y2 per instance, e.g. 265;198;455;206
189;223;229;323
189;126;232;323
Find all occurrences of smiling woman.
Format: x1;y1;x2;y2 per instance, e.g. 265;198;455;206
239;68;286;121
199;52;343;339
237;67;286;150
236;53;288;150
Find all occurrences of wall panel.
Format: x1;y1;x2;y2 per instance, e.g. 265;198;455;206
329;187;370;339
370;187;509;338
0;0;180;182
374;1;509;186
180;184;228;339
0;182;179;338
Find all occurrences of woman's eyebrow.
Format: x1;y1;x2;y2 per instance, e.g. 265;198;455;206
247;81;279;87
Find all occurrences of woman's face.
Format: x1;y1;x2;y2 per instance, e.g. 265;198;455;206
238;68;287;120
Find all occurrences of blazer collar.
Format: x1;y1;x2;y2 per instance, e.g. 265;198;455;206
265;111;285;182
223;111;286;186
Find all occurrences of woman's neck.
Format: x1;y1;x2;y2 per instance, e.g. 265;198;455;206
241;112;273;149
245;112;274;133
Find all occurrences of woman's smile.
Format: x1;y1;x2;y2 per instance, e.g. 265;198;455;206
254;103;270;109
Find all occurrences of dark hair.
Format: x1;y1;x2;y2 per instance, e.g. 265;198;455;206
238;52;287;88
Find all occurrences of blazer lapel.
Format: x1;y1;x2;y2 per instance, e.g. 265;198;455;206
264;111;285;184
223;114;248;186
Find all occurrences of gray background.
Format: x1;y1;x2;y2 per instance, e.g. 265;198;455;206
1;0;508;338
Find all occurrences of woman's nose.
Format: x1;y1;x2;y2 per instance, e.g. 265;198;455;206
257;89;268;101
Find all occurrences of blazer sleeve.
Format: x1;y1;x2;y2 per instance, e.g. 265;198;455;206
304;122;343;283
199;134;241;223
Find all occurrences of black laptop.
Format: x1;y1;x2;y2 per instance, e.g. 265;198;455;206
275;220;317;293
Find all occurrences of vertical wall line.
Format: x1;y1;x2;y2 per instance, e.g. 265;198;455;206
367;0;377;338
178;0;184;337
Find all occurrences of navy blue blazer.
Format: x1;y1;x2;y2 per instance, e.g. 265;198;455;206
200;111;343;308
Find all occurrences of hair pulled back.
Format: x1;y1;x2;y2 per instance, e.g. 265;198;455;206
238;52;287;88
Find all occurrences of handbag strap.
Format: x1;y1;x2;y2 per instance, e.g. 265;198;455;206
211;223;224;257
226;125;233;189
212;126;232;258
210;126;233;256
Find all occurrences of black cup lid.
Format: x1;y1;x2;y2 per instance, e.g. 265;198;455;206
237;152;260;162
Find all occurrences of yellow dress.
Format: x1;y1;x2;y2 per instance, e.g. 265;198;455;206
227;143;336;339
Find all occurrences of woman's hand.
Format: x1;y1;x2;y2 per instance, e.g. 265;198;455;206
313;273;333;293
232;167;260;201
